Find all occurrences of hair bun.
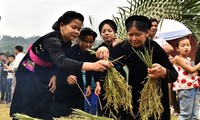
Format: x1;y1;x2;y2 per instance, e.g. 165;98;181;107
52;11;84;31
80;27;97;38
98;19;117;33
125;15;151;30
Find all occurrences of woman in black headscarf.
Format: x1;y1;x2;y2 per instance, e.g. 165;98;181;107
97;19;127;118
10;11;111;120
97;15;178;120
54;27;99;115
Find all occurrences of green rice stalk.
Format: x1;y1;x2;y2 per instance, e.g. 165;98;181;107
54;109;113;120
87;49;97;55
87;48;134;118
132;47;164;120
13;113;43;120
87;49;125;65
104;67;134;118
54;115;85;120
14;109;113;120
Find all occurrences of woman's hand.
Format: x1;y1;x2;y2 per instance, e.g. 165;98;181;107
148;63;167;79
96;46;109;60
93;60;113;72
48;75;56;93
67;75;77;85
82;60;113;72
85;86;91;97
112;37;120;47
94;82;101;96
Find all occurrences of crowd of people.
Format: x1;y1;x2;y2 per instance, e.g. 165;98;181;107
0;45;25;105
0;10;199;120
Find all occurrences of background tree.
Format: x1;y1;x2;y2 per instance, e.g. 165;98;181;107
112;0;200;41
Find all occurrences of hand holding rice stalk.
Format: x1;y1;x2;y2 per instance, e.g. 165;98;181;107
87;49;134;118
132;46;163;120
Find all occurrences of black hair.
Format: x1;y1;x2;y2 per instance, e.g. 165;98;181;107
98;19;117;33
0;53;6;56
8;55;15;59
52;11;84;31
150;18;159;24
176;37;189;47
78;27;97;41
125;15;151;32
15;45;23;52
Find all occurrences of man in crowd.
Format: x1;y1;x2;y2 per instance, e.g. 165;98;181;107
0;53;8;103
149;18;174;54
11;45;25;100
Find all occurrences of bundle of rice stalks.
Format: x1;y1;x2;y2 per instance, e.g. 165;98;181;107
14;109;113;120
87;49;134;118
54;109;113;120
132;46;164;120
14;113;43;120
104;67;133;118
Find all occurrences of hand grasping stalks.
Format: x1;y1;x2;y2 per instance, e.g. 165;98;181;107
87;48;134;118
132;46;164;120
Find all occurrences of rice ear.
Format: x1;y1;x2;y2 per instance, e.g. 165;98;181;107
132;46;164;120
103;67;134;118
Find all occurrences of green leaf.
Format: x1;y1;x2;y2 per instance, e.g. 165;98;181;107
112;0;200;41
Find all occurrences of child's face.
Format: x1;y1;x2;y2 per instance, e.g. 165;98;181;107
176;38;191;56
79;35;95;52
127;26;148;48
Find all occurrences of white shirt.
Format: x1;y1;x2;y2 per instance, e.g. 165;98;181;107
6;62;15;79
154;37;169;47
12;52;25;71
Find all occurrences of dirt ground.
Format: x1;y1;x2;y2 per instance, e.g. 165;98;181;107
0;103;12;120
0;103;178;120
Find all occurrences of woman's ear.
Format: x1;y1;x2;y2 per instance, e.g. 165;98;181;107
146;30;149;37
60;22;65;30
146;34;149;38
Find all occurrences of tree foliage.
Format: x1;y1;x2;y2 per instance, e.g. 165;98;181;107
112;0;200;41
0;35;39;55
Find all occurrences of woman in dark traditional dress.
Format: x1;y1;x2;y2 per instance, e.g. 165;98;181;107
97;19;127;118
10;11;111;120
98;15;178;120
98;19;127;78
54;27;99;115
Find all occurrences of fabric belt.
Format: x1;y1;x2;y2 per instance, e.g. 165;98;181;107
29;45;53;67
